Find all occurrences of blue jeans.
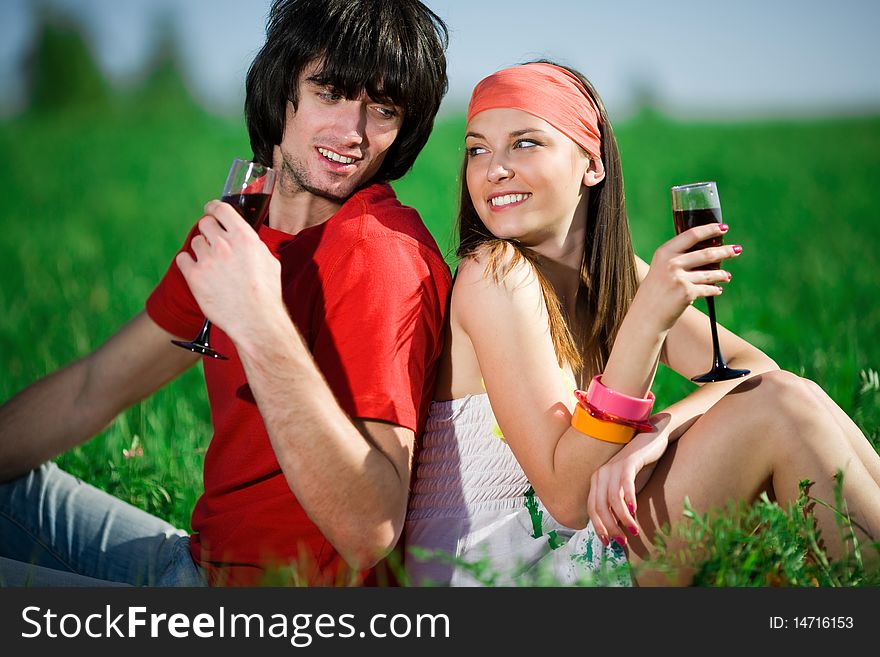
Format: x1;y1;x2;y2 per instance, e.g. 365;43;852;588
0;462;206;587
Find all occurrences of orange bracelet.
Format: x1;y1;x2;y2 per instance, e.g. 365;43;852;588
574;391;654;433
571;402;636;444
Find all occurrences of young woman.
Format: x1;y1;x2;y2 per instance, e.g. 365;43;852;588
404;61;880;586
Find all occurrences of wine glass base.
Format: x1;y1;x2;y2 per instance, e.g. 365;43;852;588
691;367;750;383
171;340;229;360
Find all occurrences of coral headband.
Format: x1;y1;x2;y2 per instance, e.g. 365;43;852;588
467;63;602;161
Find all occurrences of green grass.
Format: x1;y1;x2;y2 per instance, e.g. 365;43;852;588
1;104;878;583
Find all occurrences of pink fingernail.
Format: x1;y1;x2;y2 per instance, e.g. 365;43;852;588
719;224;729;232
627;503;636;516
614;536;627;547
598;535;609;547
732;245;743;254
628;525;639;537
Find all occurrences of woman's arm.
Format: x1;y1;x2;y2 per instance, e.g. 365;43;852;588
650;254;781;441
454;247;619;528
597;223;739;399
585;254;780;543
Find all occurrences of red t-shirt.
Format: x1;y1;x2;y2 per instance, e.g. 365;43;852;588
146;183;451;586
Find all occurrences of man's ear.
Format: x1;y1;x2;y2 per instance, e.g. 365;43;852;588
583;156;605;187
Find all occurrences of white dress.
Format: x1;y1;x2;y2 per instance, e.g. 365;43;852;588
405;393;632;587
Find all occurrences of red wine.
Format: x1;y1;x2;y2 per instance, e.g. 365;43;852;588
221;192;272;230
673;206;723;270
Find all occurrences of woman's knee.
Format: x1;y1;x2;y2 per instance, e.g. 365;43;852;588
797;374;832;402
735;370;817;420
719;370;824;455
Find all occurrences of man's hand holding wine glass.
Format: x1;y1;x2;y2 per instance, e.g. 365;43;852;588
176;200;284;348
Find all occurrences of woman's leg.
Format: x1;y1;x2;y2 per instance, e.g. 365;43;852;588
799;376;880;487
627;370;880;586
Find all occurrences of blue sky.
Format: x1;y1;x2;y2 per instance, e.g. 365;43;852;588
2;0;879;119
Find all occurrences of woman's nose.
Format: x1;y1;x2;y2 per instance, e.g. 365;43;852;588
486;155;513;183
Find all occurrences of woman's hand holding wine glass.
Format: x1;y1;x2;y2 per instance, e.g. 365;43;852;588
629;181;749;382
633;222;739;333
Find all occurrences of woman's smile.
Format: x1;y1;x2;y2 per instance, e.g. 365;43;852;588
487;192;532;210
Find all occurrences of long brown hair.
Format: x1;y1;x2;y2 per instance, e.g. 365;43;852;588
456;60;639;380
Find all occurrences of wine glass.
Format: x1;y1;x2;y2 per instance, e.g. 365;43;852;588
171;158;277;360
671;181;749;383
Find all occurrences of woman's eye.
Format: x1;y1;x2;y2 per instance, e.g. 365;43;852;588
467;146;488;156
514;139;539;149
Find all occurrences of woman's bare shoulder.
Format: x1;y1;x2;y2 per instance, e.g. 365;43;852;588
452;244;547;339
455;241;541;292
634;253;650;282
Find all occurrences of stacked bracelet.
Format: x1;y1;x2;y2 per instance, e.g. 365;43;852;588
574;390;654;433
570;375;656;443
586;375;655;422
571;402;635;444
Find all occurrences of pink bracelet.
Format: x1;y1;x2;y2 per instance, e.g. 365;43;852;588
584;375;655;423
573;393;655;433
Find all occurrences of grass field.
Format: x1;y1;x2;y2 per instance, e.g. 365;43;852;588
1;102;879;584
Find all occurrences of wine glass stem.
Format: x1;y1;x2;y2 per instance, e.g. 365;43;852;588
705;296;728;369
195;318;213;346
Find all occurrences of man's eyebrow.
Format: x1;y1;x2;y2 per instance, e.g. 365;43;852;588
465;128;549;139
303;77;399;105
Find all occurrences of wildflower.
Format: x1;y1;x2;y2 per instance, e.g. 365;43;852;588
123;435;144;459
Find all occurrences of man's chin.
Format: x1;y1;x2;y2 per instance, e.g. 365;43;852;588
280;158;371;203
302;177;367;203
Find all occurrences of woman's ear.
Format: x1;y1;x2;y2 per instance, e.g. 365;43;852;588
583;156;605;187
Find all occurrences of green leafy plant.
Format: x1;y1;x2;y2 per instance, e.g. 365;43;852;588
406;545;632;587
642;474;879;587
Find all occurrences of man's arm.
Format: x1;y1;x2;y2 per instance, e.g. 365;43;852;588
235;314;414;570
176;202;428;569
0;311;199;481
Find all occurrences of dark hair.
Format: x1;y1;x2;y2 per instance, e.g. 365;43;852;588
245;0;448;181
457;60;639;378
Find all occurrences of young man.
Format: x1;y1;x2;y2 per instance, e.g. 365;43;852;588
0;0;450;586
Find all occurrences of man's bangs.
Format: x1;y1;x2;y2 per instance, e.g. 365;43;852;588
310;45;410;110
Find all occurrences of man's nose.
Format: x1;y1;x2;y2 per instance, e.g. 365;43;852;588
335;100;367;145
